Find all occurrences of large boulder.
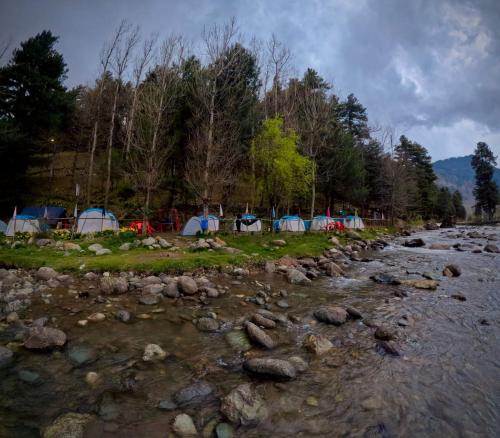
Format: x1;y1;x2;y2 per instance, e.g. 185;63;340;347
99;276;128;294
244;321;275;349
87;243;103;253
43;413;95;438
221;383;268;426
287;269;311;285
178;276;198;295
24;327;67;351
172;413;197;437
484;244;500;253
63;242;81;251
36;267;58;281
404;238;425;248
196;317;220;332
443;264;461;277
243;358;296;380
400;279;438;290
325;262;344;277
314;307;348;325
142;237;156;246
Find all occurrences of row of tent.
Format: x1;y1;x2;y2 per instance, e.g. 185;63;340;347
179;214;364;235
0;208;119;237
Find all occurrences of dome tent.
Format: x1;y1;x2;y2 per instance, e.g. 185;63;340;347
275;215;305;232
233;214;262;232
310;215;334;231
5;215;40;236
180;215;219;236
343;215;365;229
20;206;67;226
76;208;119;234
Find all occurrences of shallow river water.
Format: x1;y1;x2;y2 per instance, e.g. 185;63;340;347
1;226;499;437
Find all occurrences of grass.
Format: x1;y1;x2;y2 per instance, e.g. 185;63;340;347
0;228;390;273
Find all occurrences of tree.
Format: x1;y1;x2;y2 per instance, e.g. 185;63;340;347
452;190;466;220
471;142;499;220
435;187;455;219
252;117;312;211
336;93;369;142
0;30;73;210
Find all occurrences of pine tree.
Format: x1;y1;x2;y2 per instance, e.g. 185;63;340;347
471;142;499;220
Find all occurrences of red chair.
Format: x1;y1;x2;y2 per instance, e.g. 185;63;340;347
129;220;155;236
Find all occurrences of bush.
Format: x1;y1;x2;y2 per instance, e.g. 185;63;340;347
94;229;118;239
14;231;32;241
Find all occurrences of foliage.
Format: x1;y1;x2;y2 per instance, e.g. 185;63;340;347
471;142;499;220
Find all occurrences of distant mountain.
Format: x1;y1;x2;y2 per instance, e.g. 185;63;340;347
432;155;500;208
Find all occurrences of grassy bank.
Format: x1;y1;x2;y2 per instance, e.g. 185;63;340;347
0;228;389;273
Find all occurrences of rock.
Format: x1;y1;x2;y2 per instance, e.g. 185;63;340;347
172;413;197;436
256;309;288;324
204;287;219;298
288;356;308;373
83;272;98;281
252;313;276;329
178;276;198;295
115;310;131;323
163;282;180;298
219;246;242;254
329;236;340;246
306;396;319;407
243;358;296;380
451;292;466;301
87;312;105;322
157;238;171;248
225;330;252;352
272;239;287;247
77;320;88;327
443;264;461;277
484;244;500;253
36;267;58;281
400;279;438;290
196;317;220;332
158;398;177;411
87;243;103;253
85;371;100;386
119;243;131;251
215;422;234;438
244;321;275;349
370;274;400;285
378;341;400;356
374;325;396;341
68;345;97;367
424;222;439;230
264;261;276;273
95;248;112;256
287;269;311;285
143;344;167;362
303;334;333;355
142;283;164;295
43;413;95;438
404;238;425;247
233;267;250;277
36;238;55;247
276;300;289;309
142;237;156;246
24;327;67;350
429;243;450;250
346;306;363;319
325;262;344;278
346;230;362;240
221;383;268;426
139;294;160;305
6;312;19;323
0;346;14;369
174;381;215;406
422;271;439;280
63;242;81;251
314;307;348;325
99;276;128;294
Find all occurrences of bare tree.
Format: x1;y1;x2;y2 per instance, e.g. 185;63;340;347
0;37;12;63
103;22;140;209
86;20;127;206
124;34;157;156
267;34;291;117
128;36;184;231
185;18;244;217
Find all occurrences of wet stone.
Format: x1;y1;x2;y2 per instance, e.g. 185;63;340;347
314;307;348;325
243;358;297;380
173;381;215;406
244;321;275;349
374;326;396;341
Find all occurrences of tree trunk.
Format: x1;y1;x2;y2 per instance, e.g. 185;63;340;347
202;82;216;218
86;121;99;206
125;88;138;156
104;83;120;210
310;160;316;220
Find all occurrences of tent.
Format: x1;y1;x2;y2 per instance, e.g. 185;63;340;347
233;214;262;232
343;215;365;229
76;208;119;234
21;206;66;226
5;215;40;236
275;215;305;232
180;215;219;236
310;215;334;231
0;220;7;234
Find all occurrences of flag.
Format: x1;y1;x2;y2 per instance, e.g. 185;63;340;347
13;206;17;220
74;204;78;218
75;184;80;197
272;206;276;218
219;204;223;217
355;209;358;217
43;207;48;219
326;206;331;217
245;203;249;214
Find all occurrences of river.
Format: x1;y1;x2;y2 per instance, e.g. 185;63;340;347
0;226;499;437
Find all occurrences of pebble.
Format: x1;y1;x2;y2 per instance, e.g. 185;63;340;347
87;313;105;322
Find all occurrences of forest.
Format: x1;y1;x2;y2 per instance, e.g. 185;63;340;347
0;19;467;223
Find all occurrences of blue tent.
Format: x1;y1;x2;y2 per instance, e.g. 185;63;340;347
181;215;219;236
21;206;66;226
273;215;306;232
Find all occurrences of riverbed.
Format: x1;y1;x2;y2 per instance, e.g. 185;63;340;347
1;226;499;437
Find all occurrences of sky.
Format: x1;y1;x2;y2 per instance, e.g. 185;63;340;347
1;0;499;161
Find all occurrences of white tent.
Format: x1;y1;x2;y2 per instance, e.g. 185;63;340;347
181;215;219;236
279;216;305;232
5;215;40;236
310;215;334;231
0;220;7;234
343;215;365;229
76;208;119;234
233;214;262;232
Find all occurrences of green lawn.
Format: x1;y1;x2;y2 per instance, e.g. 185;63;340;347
0;228;388;273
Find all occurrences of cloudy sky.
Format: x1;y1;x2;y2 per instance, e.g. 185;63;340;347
1;0;499;161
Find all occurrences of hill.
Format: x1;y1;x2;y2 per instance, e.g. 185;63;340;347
433;155;500;208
